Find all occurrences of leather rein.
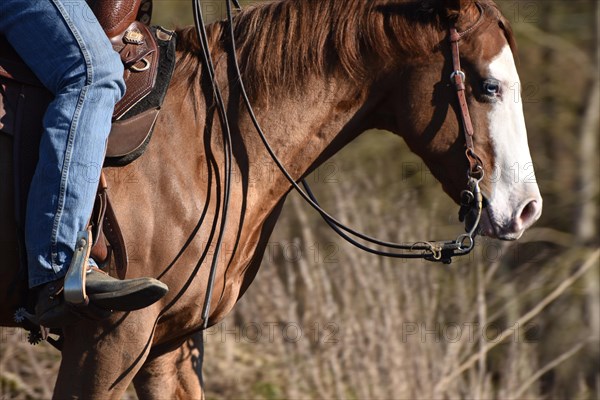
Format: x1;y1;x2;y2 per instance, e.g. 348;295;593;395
192;0;487;326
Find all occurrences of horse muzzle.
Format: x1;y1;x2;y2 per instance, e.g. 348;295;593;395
479;196;543;240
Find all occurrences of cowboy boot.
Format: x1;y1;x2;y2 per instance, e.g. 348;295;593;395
35;267;168;328
84;266;168;310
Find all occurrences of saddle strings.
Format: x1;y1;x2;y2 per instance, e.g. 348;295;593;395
222;0;482;261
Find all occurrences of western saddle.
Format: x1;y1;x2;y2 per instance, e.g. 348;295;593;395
0;0;175;309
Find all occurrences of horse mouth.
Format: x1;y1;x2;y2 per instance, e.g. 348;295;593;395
478;207;523;241
478;208;500;238
462;195;508;240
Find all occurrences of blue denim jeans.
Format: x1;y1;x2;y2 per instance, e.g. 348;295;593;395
0;0;125;287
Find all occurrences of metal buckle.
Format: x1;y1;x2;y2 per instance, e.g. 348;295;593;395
450;70;466;82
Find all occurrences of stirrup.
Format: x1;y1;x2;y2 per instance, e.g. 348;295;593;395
63;229;92;306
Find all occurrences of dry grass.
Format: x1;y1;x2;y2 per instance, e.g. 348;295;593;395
2;137;597;399
200;138;599;399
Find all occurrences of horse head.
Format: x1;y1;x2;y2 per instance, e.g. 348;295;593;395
373;0;542;240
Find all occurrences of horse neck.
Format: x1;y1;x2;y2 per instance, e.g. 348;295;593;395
235;75;377;201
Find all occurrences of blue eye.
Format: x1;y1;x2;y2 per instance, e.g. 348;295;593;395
483;79;500;95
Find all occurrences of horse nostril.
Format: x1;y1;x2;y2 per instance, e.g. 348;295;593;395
518;199;541;229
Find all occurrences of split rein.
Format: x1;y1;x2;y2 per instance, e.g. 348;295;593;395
192;0;486;325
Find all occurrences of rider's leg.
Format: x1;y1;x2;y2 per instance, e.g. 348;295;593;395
0;0;123;287
0;0;167;319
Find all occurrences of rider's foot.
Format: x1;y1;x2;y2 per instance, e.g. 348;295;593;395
85;267;168;311
35;267;168;327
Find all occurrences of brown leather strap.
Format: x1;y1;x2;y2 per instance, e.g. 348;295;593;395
450;31;483;177
450;28;475;143
88;173;128;279
89;174;109;265
103;193;128;279
448;4;487;179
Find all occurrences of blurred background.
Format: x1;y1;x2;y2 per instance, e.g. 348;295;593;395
1;1;598;399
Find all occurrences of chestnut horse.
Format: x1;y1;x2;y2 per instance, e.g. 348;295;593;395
1;0;542;397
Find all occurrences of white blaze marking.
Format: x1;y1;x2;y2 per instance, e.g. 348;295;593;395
486;44;541;233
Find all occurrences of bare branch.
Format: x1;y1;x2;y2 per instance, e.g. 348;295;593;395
434;249;600;393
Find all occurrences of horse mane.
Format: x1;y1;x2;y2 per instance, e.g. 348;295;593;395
175;0;516;99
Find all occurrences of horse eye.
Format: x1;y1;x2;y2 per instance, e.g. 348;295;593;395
482;79;500;95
